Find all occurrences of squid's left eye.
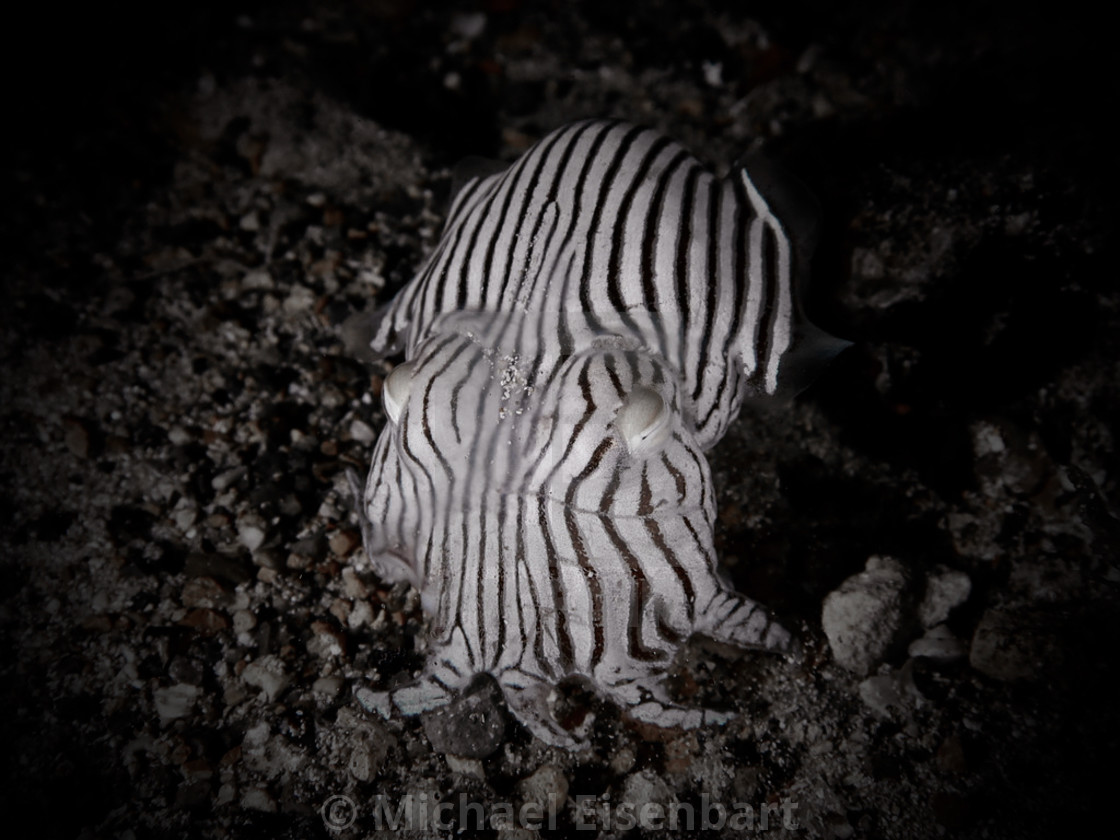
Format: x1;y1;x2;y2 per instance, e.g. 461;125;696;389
615;386;670;455
383;361;416;424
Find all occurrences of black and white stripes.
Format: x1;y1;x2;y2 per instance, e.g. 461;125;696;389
352;120;837;747
372;119;810;448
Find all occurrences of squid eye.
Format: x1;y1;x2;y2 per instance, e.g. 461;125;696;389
383;361;416;424
616;386;671;454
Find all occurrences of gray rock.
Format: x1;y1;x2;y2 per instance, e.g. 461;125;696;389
241;787;277;813
347;733;391;782
445;753;486;779
242;655;291;701
236;513;268;552
919;566;971;628
619;770;673;821
153;684;199;721
908;624;966;662
349;418;377;444
821;556;912;675
212;466;247;493
970;606;1063;681
858;661;919;718
335;706;395;783
1008;556;1084;603
518;764;569;812
421;680;506;758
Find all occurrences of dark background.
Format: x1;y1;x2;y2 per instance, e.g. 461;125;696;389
2;1;1116;838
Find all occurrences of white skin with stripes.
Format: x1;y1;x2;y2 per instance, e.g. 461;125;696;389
351;120;843;747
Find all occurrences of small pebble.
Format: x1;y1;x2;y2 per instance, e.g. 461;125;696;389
212;467;246;492
450;11;486;40
179;608;230;635
908;624;965;662
341;567;369;599
167;425;192;445
233;609;257;634
153;684;199;721
858;670;913;718
609;746;636;775
518;764;569;812
349;418;376;444
422;681;506;759
969;606;1061;681
237;514;268;552
329;528;361;557
348;739;382;782
241;787;277;813
312;676;344;697
242;655;290;701
919;566;971;628
63;417;91;458
619;770;673;821
181;577;227;609
936;733;968;774
821;556;912;675
446;754;486;779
